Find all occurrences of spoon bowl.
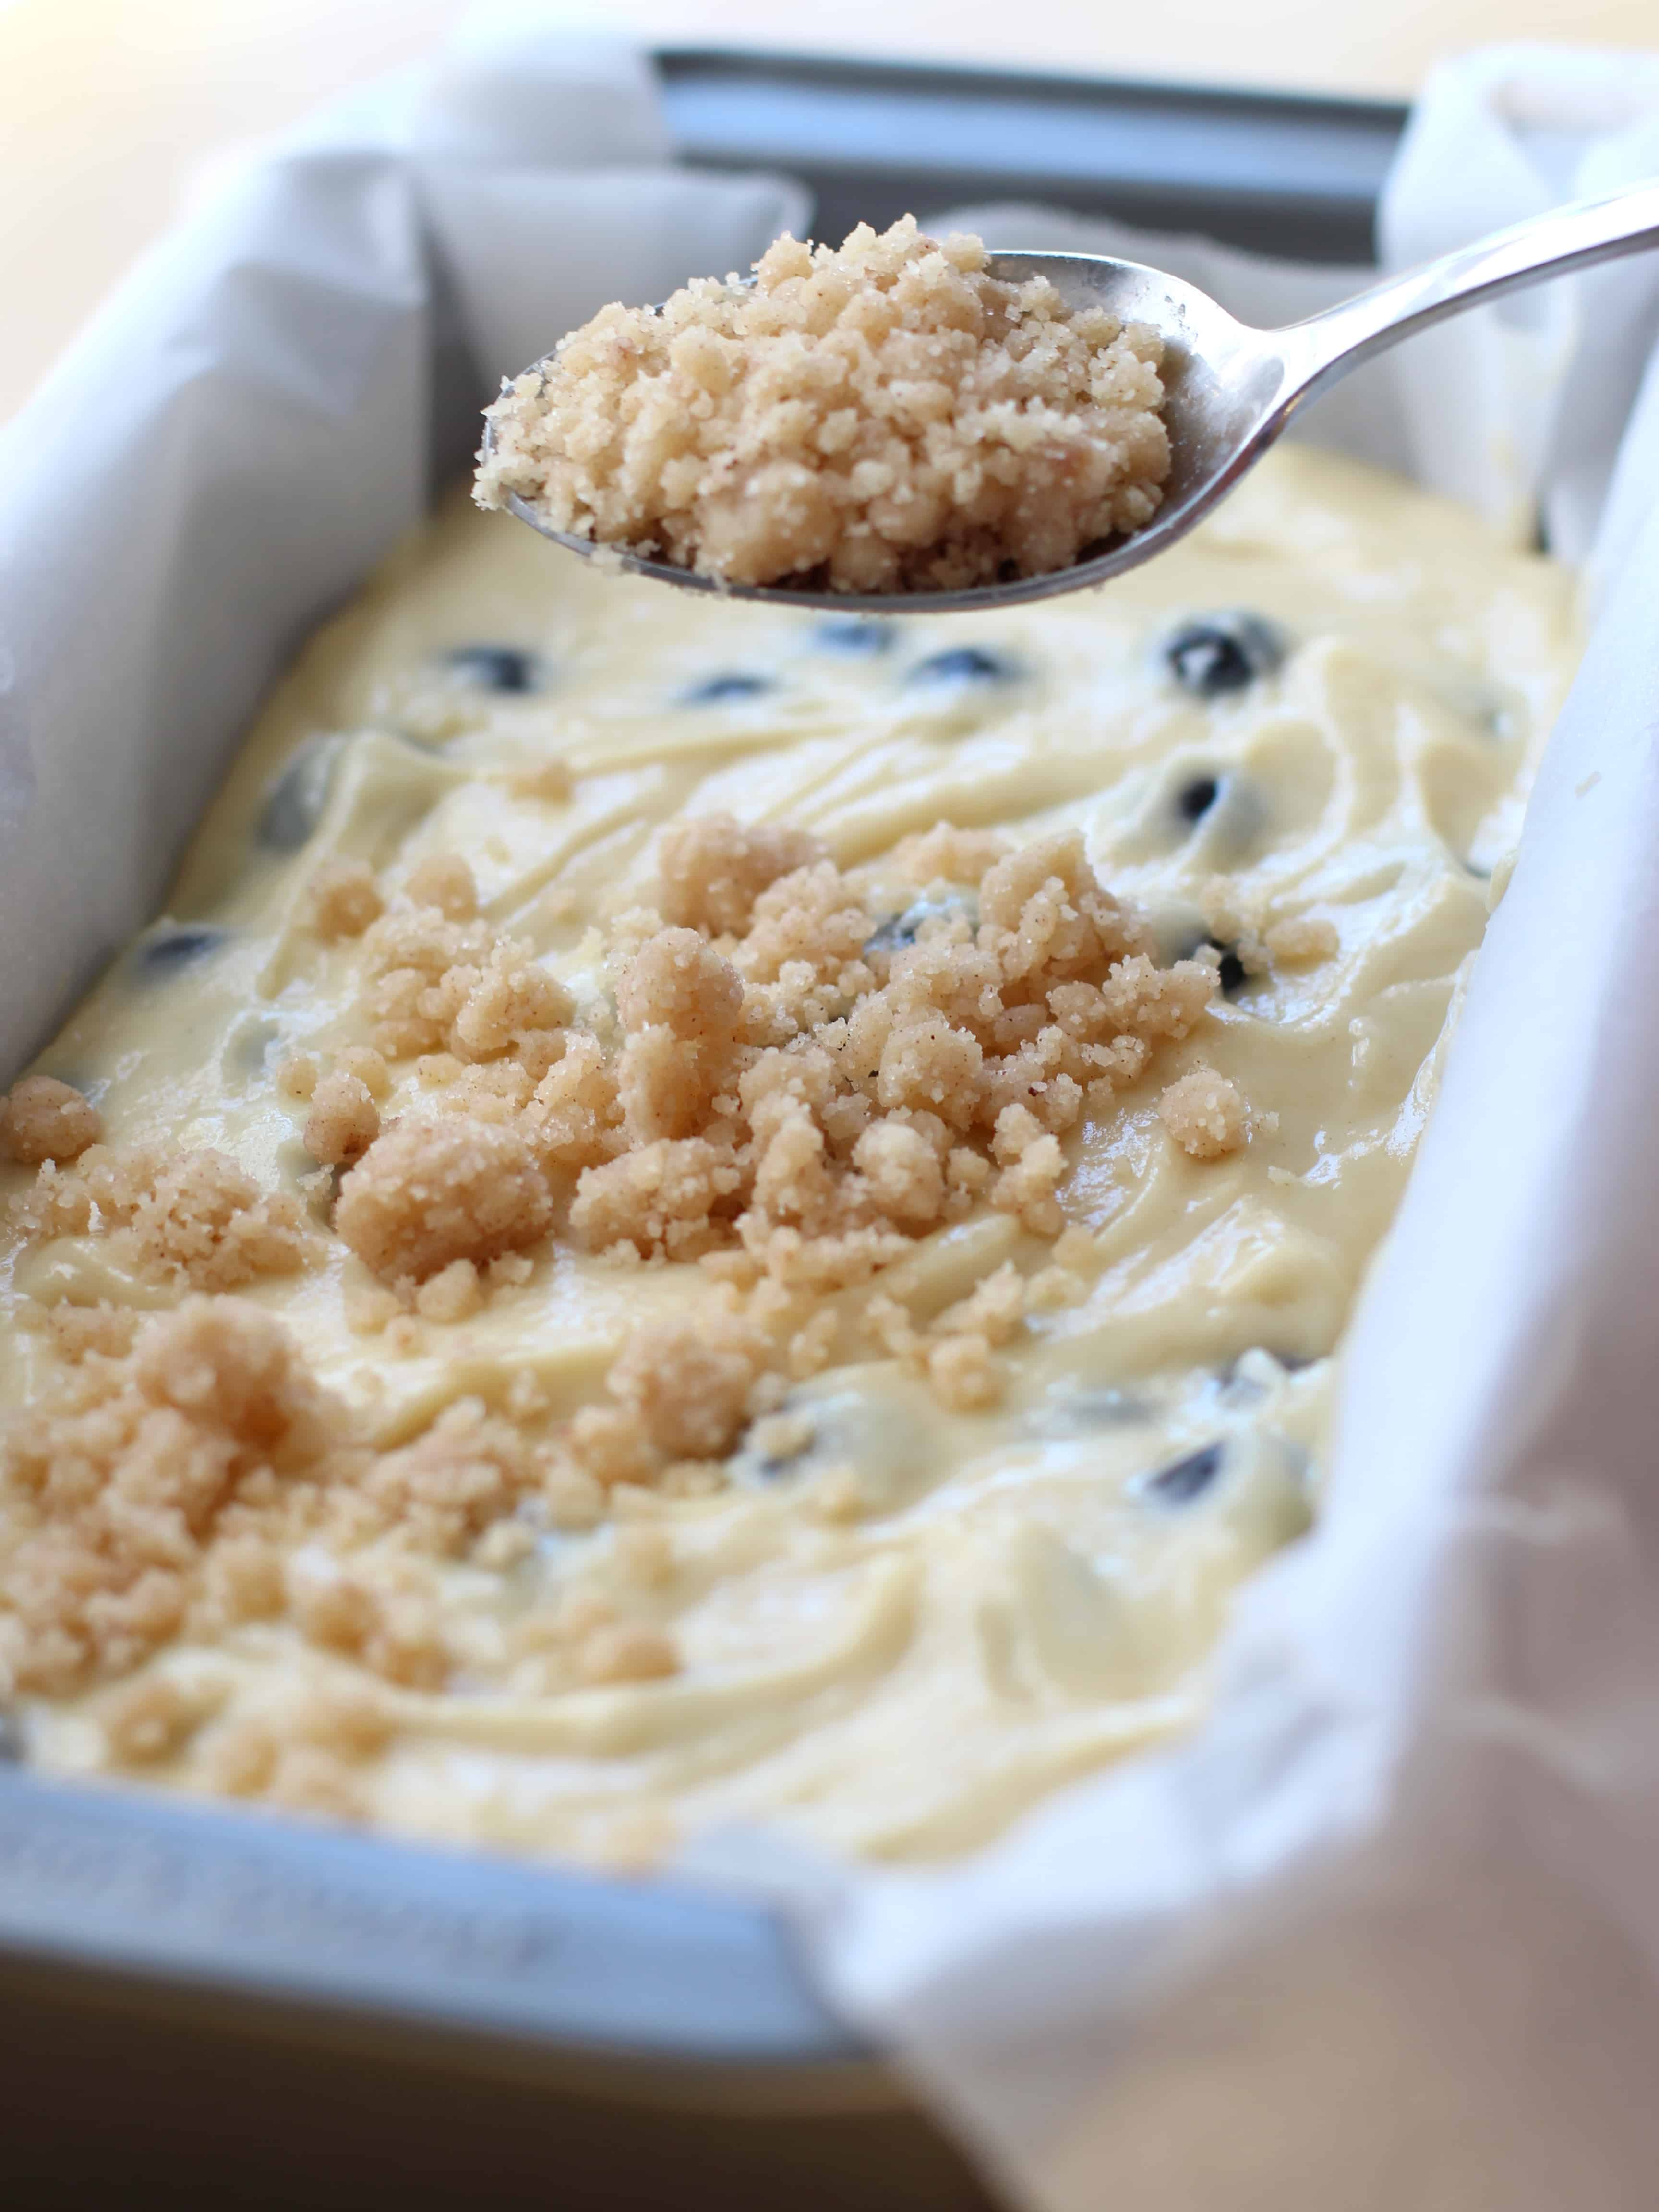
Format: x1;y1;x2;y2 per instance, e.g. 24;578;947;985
491;180;1659;612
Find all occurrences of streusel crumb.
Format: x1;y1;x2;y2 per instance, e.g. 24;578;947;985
0;809;1242;1724
658;815;826;937
356;891;570;1072
406;854;479;922
1159;1066;1249;1160
335;1117;553;1283
524;817;1214;1295
12;1142;308;1291
0;1298;341;1694
1264;914;1340;965
608;1312;768;1462
303;1071;381;1168
1;1076;103;1166
475;216;1169;593
307;858;384;941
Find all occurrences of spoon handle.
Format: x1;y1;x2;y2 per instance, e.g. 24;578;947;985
1279;178;1659;407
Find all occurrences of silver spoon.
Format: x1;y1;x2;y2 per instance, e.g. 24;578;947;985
490;179;1659;614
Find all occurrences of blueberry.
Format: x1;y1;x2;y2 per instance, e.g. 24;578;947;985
257;735;343;851
681;672;774;705
1162;613;1286;698
864;891;979;958
0;1709;20;1764
1177;774;1221;824
815;619;894;657
1207;943;1248;997
445;644;541;695
1144;1441;1224;1505
136;927;225;977
906;646;1018;688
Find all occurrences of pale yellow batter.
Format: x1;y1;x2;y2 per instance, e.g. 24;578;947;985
0;447;1578;1865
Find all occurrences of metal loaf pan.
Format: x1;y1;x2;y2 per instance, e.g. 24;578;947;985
1;48;1407;2211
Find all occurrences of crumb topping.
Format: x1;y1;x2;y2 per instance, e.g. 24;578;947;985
354;860;570;1075
1;814;1234;1755
1263;914;1339;965
658;815;825;937
0;434;1575;1865
306;857;384;941
303;1071;381;1168
1;1076;103;1166
0;1299;341;1695
0;1301;609;1711
1158;1066;1250;1160
12;1143;308;1290
475;216;1169;593
335;1117;553;1283
522;819;1214;1289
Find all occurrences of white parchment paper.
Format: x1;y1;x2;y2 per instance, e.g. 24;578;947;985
3;24;1659;2209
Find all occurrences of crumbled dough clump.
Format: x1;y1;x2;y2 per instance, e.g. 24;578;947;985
406;854;478;921
1159;1066;1249;1160
0;1299;342;1694
475;217;1169;594
516;817;1215;1290
12;1142;308;1290
306;858;384;941
607;1312;768;1462
354;870;570;1075
1;1076;103;1165
1264;914;1339;965
303;1072;381;1168
335;1116;553;1283
658;815;827;937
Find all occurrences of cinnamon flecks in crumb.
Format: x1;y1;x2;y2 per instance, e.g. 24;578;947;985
1;1076;103;1166
306;858;384;941
335;1117;552;1282
12;1143;308;1290
1159;1066;1249;1160
303;1072;381;1167
355;876;570;1075
44;1303;140;1361
336;1046;391;1099
382;815;1215;1293
658;816;826;938
0;1299;342;1695
475;216;1169;594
